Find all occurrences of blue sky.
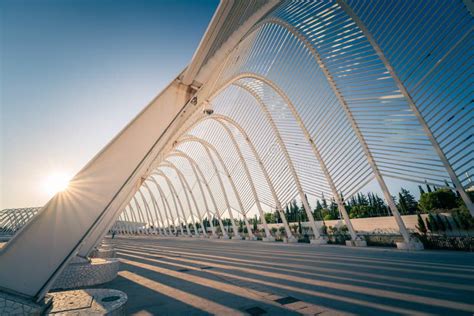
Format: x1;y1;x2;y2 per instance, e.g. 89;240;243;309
1;0;219;208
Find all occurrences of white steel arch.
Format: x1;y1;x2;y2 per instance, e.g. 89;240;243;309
1;1;472;302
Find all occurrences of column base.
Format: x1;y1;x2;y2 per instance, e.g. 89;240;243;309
0;290;52;315
310;237;328;245
346;239;367;247
209;235;219;239
231;235;243;240
220;235;230;239
396;238;424;250
262;237;276;242
52;257;120;290
89;247;116;259
246;236;258;241
46;289;127;315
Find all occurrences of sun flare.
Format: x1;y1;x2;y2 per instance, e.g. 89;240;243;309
42;172;71;196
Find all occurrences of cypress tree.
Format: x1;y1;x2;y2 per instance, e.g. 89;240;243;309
416;214;427;235
426;182;432;193
436;213;446;231
418;185;425;195
321;193;328;209
428;213;438;232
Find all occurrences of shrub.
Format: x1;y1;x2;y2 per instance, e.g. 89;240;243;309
416;214;427;235
427;213;438;232
436;214;446;232
443;215;452;231
419;189;457;212
418;235;474;251
452;208;474;230
321;224;328;235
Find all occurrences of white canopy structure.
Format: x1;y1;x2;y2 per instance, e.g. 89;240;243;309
1;0;473;304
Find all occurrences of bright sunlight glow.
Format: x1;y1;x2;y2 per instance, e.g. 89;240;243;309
42;172;71;196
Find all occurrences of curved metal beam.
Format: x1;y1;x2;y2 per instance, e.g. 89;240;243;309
147;177;176;235
153;171;191;236
216;74;359;241
137;189;155;234
138;187;160;234
207;115;295;240
161;161;208;236
142;182;166;235
170;150;227;237
206;114;272;239
157;165;200;236
132;196;148;234
224;82;323;241
177;136;255;238
249;18;411;244
337;0;473;216
148;176;177;235
175;137;242;238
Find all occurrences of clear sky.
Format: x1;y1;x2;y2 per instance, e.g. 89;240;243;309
1;0;219;209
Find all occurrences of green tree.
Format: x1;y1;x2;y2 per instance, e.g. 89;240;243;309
349;205;371;219
398;188;418;215
443;215;452;231
453;208;474;230
418;185;425;195
271;227;278;236
279;226;286;235
416;214;427;235
314;200;323;220
419;188;457;212
426;182;432;193
274;210;281;223
321;194;328;209
285;205;290;223
427;213;438;232
264;212;275;224
435;214;446;232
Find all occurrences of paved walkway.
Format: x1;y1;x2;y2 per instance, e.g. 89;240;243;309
103;237;474;315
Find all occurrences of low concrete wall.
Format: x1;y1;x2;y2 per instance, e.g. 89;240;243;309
263;213;465;235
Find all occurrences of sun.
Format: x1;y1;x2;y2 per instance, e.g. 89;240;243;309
42;172;71;196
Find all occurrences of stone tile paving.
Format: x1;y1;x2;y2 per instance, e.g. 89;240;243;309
99;236;474;315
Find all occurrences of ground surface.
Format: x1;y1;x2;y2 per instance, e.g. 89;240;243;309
102;236;474;315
